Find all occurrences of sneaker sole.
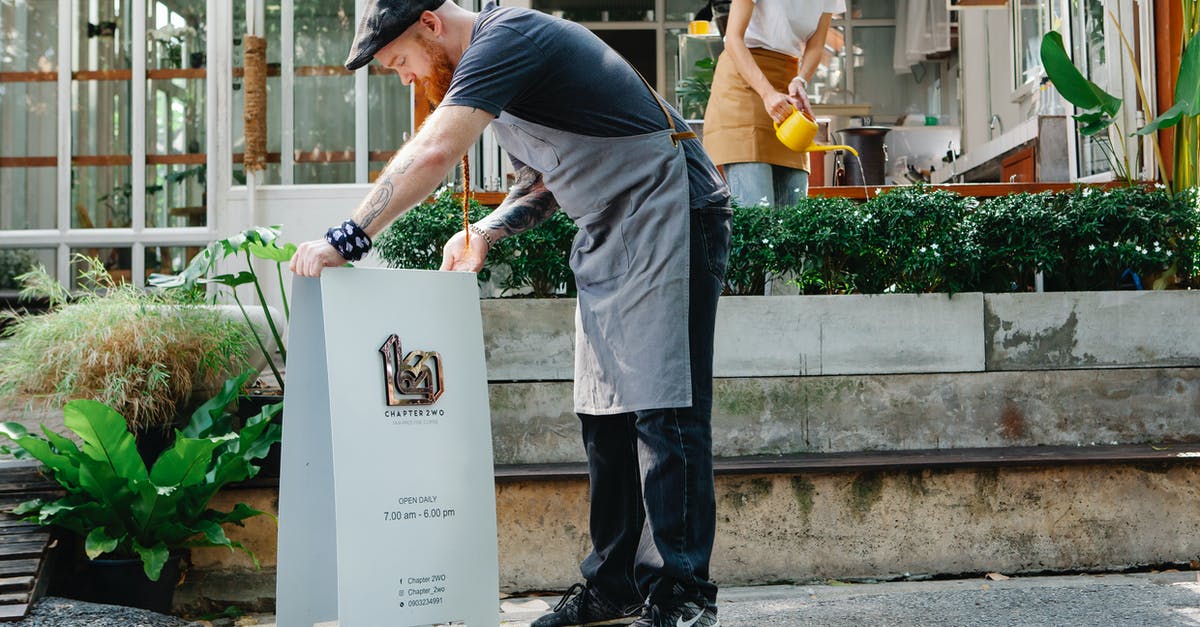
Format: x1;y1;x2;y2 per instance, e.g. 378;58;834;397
580;618;639;626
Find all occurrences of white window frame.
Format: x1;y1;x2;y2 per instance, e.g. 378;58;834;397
0;0;220;288
1061;0;1157;182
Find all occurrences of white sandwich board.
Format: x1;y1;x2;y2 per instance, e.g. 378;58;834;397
276;268;499;626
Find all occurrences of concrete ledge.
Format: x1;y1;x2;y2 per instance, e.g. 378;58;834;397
481;294;988;381
986;291;1200;370
714;294;985;376
488;367;1200;464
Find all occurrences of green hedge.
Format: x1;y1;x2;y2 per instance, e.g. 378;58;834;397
376;185;1200;296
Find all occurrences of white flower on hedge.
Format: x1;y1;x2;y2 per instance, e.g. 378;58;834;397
930;243;938;250
1088;244;1095;251
1082;187;1093;196
884;283;898;293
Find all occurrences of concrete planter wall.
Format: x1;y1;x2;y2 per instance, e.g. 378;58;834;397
483;292;1200;464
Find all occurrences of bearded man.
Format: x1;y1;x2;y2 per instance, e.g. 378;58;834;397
289;2;731;625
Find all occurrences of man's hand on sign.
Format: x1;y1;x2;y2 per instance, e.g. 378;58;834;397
290;239;349;277
439;229;489;273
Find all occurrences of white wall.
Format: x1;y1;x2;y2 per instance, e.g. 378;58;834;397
957;9;1032;159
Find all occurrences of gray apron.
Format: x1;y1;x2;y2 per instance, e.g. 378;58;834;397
488;81;697;415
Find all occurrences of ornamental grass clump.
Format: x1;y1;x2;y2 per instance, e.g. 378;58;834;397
0;256;252;431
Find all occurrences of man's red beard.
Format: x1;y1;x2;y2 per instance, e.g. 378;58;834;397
417;37;455;106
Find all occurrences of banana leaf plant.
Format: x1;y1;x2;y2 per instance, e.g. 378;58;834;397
150;226;295;393
0;371;281;581
1043;21;1200;193
1136;30;1200;191
1040;31;1131;181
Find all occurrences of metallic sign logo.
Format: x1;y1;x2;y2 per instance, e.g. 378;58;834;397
379;334;444;406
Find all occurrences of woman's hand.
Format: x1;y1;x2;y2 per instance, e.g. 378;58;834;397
762;90;794;124
788;78;815;118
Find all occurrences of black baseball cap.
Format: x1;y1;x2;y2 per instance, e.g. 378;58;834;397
344;0;447;71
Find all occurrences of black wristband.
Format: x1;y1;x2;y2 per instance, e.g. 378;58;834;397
325;219;372;262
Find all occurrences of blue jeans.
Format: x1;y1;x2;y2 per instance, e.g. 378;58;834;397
577;204;731;609
724;162;809;208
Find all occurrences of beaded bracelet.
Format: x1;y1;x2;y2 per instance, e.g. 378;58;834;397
467;224;494;249
325;218;372;262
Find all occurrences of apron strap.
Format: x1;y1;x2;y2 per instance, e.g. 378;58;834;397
627;67;697;146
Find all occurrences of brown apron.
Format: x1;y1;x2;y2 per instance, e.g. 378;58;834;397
702;47;809;171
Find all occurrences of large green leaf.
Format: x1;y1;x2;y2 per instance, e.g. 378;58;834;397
1041;32;1122;116
85;526;122;559
1075;110;1117;137
201;271;255;288
63;400;148;483
1138;31;1200;134
133;539;170;581
182;370;253;439
5;435;79;486
150;436;219;488
248;241;296;263
76;455;134;508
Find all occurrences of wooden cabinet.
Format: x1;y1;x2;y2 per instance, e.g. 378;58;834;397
1001;145;1036;183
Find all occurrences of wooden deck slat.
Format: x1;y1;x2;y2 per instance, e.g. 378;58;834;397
0;560;40;577
0;542;49;560
0;604;28;620
0;577;33;593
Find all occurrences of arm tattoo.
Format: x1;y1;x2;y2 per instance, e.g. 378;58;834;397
475;166;560;239
354;156;415;230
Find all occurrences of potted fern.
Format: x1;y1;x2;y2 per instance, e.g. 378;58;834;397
0;371;280;613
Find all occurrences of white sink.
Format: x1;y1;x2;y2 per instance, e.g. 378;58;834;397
884;126;962;185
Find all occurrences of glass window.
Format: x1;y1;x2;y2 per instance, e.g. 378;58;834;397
293;0;356;184
0;248;55;291
1013;0;1066;88
0;0;59;217
532;0;655;22
1071;0;1111;177
73;165;133;229
368;72;413;180
145;245;200;279
70;247;132;288
812;23;848;105
851;0;893;19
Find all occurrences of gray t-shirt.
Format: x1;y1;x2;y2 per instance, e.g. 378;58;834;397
441;2;729;209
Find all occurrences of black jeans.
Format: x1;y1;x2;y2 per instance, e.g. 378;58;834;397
577;204;732;609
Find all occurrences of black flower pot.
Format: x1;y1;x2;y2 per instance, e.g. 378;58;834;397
66;550;188;613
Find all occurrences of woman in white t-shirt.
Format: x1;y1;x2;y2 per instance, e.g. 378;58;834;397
702;0;845;207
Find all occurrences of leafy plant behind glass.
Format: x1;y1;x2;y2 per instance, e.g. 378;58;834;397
676;57;715;120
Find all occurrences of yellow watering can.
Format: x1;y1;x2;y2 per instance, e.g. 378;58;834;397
775;109;859;157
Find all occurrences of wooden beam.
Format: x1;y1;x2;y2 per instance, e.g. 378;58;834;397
0;72;56;83
1153;0;1185;178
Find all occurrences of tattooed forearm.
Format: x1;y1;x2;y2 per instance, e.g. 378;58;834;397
475;166;560;239
353;156;415;231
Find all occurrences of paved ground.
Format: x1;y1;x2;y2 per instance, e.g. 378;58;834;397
181;570;1200;626
499;572;1200;626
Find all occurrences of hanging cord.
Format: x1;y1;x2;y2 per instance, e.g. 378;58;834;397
461;155;471;252
243;35;267;173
